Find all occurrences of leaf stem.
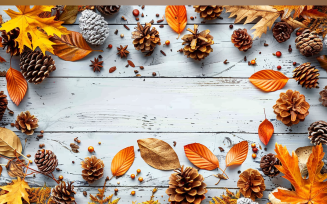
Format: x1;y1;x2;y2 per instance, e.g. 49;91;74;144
218;167;229;179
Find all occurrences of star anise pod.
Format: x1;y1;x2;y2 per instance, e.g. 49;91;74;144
90;57;103;72
117;45;129;58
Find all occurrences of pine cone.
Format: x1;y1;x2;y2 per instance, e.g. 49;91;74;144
166;166;207;204
79;9;109;45
51;181;76;204
181;24;214;61
132;22;161;55
231;28;253;52
319;86;327;107
193;6;223;20
295;29;323;57
34;149;58;174
81;155;104;183
96;5;120;15
15;111;38;135
273;90;310;126
260;153;281;177
0;91;8;121
308;121;327;145
1;28;20;56
237;169;265;201
272;22;293;43
237;198;259;204
20;49;56;84
293;62;319;89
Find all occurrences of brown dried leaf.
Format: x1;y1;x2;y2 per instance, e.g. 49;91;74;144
6;158;25;178
127;60;135;68
70;143;79;153
317;55;327;72
58;6;79;24
109;66;117;73
0;14;3;25
282;17;307;30
0;127;23;157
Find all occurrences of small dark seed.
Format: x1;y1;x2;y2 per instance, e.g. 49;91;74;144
157;19;164;23
152;72;157;76
134;70;139;74
156;13;159;17
140;66;144;70
159;25;164;28
229;24;233;29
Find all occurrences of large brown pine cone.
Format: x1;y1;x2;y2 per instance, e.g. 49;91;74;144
308;121;327;145
34;149;58;174
0;91;8;121
1;28;20;56
132;22;161;55
319;86;327;107
20;50;56;84
166;166;207;204
96;5;120;15
231;28;252;52
193;6;223;20
293;62;319;89
81;155;104;183
51;181;76;204
273;90;310;126
15;111;39;135
237;168;265;201
181;24;214;61
272;22;293;43
295;29;323;57
260;153;281;177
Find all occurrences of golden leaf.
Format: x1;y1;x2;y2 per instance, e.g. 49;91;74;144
0;177;30;204
0;127;22;157
282;17;307;30
273;5;313;19
58;6;79;24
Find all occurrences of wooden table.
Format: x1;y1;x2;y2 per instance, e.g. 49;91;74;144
0;5;327;204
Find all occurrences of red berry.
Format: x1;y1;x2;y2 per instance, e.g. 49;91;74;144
276;51;282;57
229;24;233;29
108;44;112;49
252;147;258;153
296;31;301;36
293;62;296;66
133;9;139;17
277;65;282;70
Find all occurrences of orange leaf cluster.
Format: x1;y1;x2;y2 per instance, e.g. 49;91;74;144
165;6;187;34
249;70;289;92
111;146;135;178
6;67;27;106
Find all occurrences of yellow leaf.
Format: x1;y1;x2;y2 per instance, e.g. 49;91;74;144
0;177;30;204
0;6;70;54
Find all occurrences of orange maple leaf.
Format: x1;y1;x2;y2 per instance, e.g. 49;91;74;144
273;143;327;204
273;5;314;19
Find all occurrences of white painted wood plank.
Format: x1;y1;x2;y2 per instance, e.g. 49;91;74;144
1;133;322;192
1;24;326;78
0;77;326;133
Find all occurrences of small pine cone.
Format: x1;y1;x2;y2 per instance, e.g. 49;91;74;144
193;5;223;20
293;62;319;89
132;22;161;55
20;50;56;84
96;5;120;15
34;149;58;174
237;169;265;201
231;28;253;52
273;90;310;126
0;91;8;121
1;28;20;56
81;155;104;183
272;22;293;43
15;111;38;135
166;166;207;204
51;181;76;204
295;29;323;57
308;121;327;145
237;198;259;204
260;153;281;177
181;24;214;61
319;86;327;107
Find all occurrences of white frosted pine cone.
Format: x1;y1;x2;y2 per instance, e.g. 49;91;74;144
237;198;258;204
79;9;109;45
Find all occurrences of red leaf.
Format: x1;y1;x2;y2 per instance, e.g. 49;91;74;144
184;143;219;170
165;5;187;34
6;67;27;106
225;141;248;167
258;119;274;145
249;70;289;92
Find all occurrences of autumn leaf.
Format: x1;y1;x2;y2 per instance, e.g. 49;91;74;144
1;6;70;54
111;146;135;178
0;177;30;204
58;6;79;24
258;111;274;146
6;158;25;178
49;31;102;61
282;17;307;30
273;143;327;204
0;37;3;47
225;141;248;167
6;67;27;106
301;9;327;20
317;55;327;72
273;5;314;19
184;143;219;170
0;14;3;25
224;6;280;39
0;127;23;157
0;56;5;63
249;70;289;92
137;138;180;170
165;5;187;35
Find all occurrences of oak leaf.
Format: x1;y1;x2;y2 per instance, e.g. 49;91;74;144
0;127;22;157
184;143;219;170
137;138;180;170
0;6;70;54
249;70;289;92
0;177;30;204
224;6;280;39
6;67;27;106
49;31;102;61
58;6;79;24
258;116;274;146
111;146;135;178
165;5;187;34
225;141;248;167
317;55;327;72
273;5;314;19
273;143;327;204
